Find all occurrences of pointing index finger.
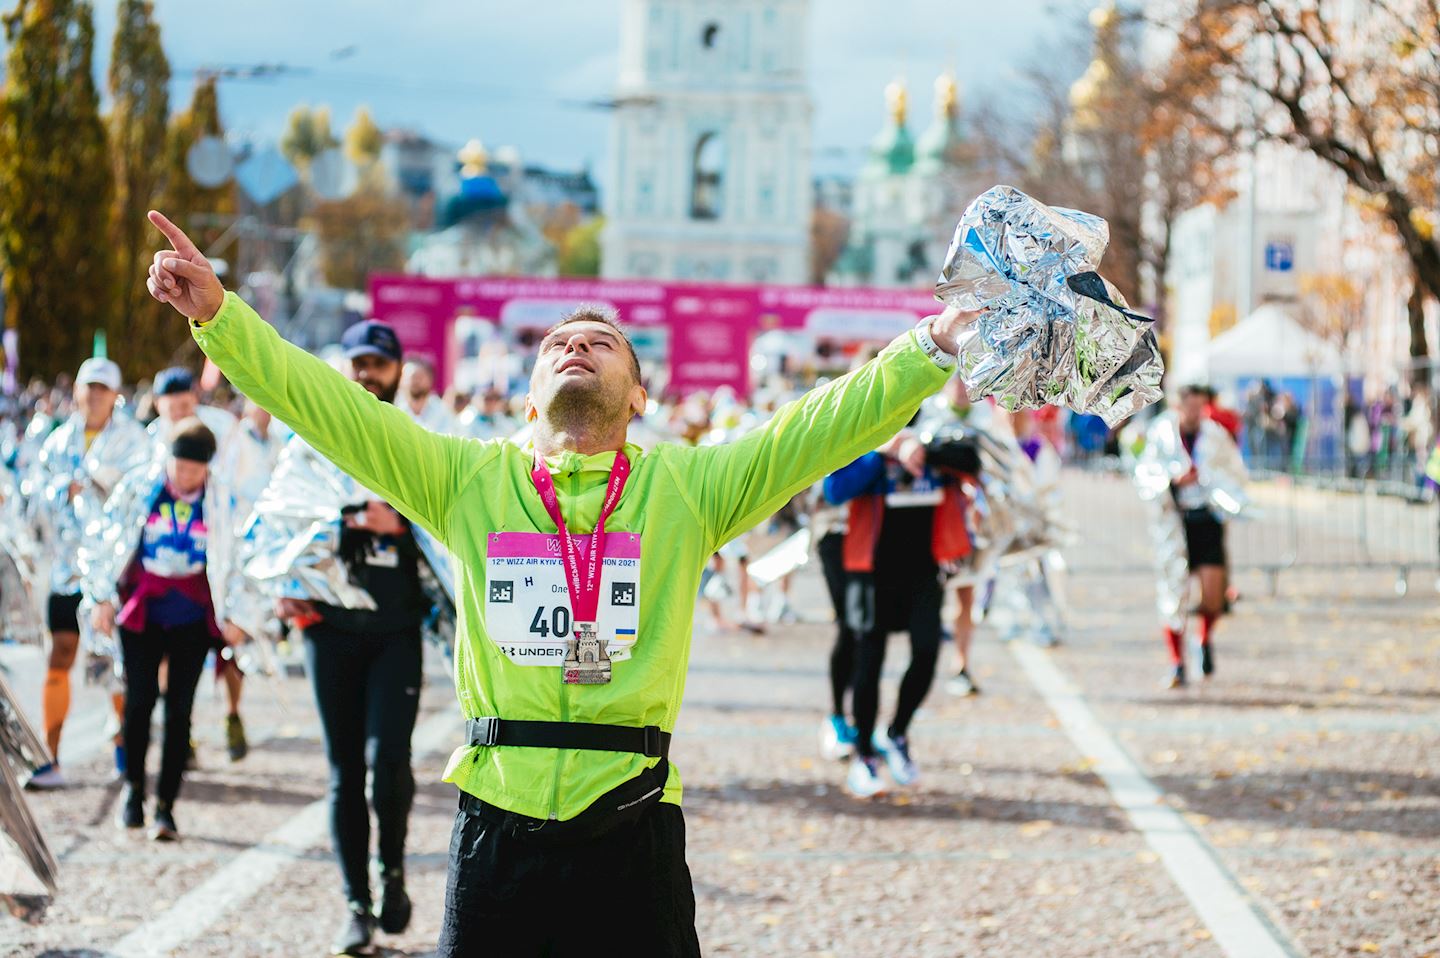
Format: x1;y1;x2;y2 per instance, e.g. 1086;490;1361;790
148;210;198;258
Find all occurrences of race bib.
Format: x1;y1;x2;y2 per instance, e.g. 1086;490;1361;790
484;531;641;667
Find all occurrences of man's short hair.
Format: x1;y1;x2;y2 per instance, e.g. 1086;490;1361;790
545;304;642;385
403;356;435;376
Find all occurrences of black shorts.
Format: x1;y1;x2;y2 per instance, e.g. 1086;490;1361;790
436;799;700;957
47;592;82;634
1182;510;1227;568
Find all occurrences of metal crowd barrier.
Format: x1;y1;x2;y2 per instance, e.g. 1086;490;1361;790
1060;462;1440;595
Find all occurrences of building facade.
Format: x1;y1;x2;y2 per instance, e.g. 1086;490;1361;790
602;0;813;284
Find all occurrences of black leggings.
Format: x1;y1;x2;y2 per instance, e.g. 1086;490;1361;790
304;623;422;909
847;575;943;758
120;621;211;805
818;531;855;717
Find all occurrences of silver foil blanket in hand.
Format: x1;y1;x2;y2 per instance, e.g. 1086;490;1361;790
935;185;1164;426
242;437;456;667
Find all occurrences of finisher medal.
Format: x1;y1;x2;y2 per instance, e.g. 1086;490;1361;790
530;451;632;686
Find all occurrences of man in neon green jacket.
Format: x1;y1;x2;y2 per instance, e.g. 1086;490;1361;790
144;210;974;956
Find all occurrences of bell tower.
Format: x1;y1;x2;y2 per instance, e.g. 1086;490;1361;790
602;0;813;284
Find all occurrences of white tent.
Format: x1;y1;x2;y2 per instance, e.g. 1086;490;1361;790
1204;303;1345;379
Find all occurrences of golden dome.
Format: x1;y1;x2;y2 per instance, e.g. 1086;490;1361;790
885;77;908;126
934;71;959;118
458;138;489;177
1089;1;1116;29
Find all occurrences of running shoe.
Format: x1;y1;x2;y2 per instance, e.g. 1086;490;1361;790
24;763;65;791
945;668;980;697
226;714;249;762
376;867;412;934
845;756;887;799
117;787;144;830
818;715;857;761
1199;644;1215;678
150;803;179;842
873;729;919;787
332;903;377;956
1165;665;1187;690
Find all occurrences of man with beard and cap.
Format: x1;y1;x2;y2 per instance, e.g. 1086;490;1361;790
270;317;431;953
144;209;976;958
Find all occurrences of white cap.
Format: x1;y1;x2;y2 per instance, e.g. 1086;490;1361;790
76;357;122;392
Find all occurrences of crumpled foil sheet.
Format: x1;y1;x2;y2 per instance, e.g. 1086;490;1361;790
242;439;381;610
0;467;45;648
32;411;152;596
935;185;1164;427
242;437;456;668
0;671;57;924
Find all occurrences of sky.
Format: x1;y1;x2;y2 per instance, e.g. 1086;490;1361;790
74;0;1094;186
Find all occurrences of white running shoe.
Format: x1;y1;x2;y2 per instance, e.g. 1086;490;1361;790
819;715;857;761
24;763;66;790
846;756;887;798
872;729;919;787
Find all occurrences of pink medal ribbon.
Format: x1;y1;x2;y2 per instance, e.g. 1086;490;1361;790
530;451;632;684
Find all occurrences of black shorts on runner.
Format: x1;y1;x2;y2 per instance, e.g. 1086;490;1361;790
1181;510;1226;568
47;592;83;634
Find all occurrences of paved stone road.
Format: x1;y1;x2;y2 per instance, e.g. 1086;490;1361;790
4;473;1438;957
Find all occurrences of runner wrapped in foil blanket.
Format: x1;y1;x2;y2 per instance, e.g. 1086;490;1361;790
75;458;276;677
0;669;57;923
1132;413;1249;632
243;437;456;663
935;185;1163;426
31;409;153;688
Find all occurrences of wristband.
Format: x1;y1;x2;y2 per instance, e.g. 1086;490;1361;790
912;317;958;370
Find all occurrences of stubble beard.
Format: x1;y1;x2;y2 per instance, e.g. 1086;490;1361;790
364;380;399;404
544;377;627;439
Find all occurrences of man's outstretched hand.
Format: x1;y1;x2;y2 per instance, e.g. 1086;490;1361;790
928;305;983;356
146;210;225;323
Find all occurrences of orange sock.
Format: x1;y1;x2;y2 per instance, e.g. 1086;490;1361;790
1199;613;1217;648
42;668;71;752
111;692;126;743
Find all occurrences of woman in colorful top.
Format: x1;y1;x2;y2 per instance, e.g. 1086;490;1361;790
87;419;240;840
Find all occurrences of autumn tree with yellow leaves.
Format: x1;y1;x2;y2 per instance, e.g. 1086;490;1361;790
1161;0;1440;363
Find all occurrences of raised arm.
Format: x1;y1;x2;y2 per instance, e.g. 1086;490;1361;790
681;311;972;548
144;211;484;540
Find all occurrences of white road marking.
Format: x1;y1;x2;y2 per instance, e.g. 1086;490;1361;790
107;709;460;958
1008;642;1298;958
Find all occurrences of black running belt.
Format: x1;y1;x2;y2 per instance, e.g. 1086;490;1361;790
466;717;670;759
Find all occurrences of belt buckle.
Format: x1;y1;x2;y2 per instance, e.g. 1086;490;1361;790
470;716;500;747
642;725;663;758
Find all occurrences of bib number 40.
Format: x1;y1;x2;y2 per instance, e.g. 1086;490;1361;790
529;606;573;639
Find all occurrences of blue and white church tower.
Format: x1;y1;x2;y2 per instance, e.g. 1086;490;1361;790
602;0;813;284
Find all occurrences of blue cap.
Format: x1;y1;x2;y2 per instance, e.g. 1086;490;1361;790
341;320;402;362
153;366;195;396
